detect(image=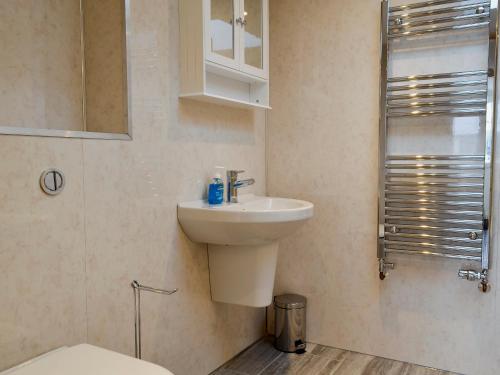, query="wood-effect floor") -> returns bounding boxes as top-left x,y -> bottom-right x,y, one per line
211,337 -> 460,375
